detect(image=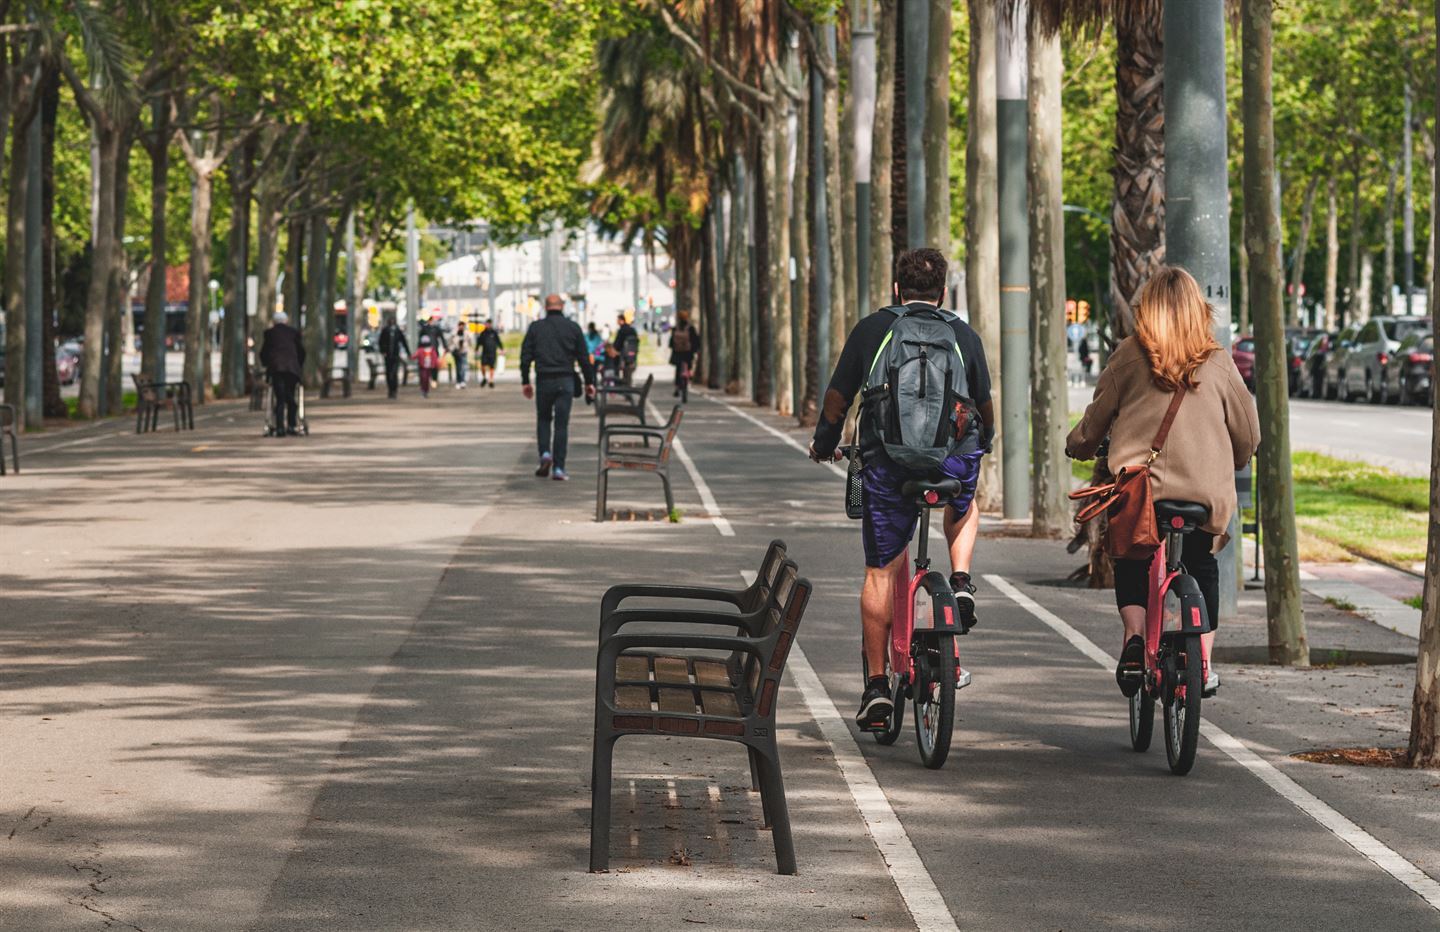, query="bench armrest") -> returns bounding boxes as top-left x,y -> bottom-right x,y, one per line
601,583 -> 745,620
599,607 -> 759,644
